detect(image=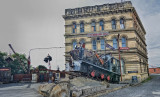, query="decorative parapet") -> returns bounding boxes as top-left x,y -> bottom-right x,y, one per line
63,1 -> 132,19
